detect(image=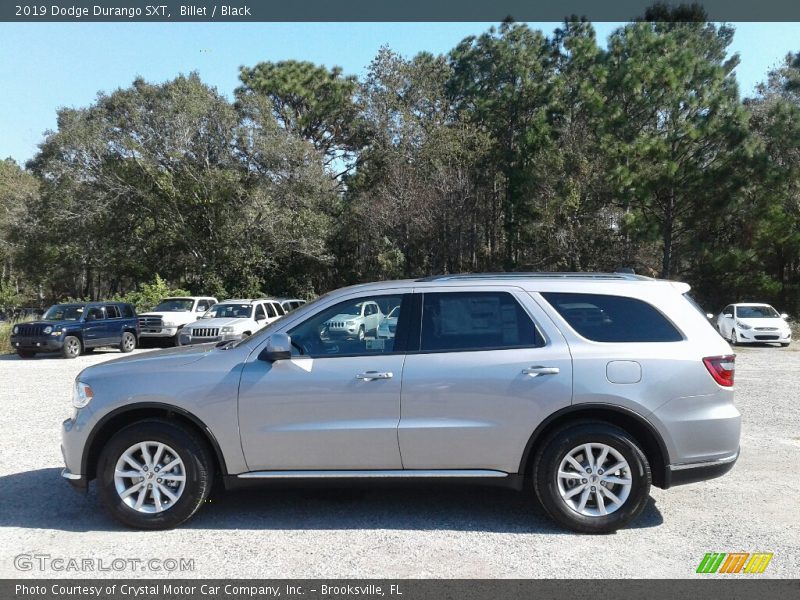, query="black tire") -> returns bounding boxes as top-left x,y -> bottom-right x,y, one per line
62,336 -> 82,359
533,422 -> 651,534
729,329 -> 738,346
96,419 -> 214,530
171,332 -> 181,347
120,331 -> 136,353
16,349 -> 36,359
